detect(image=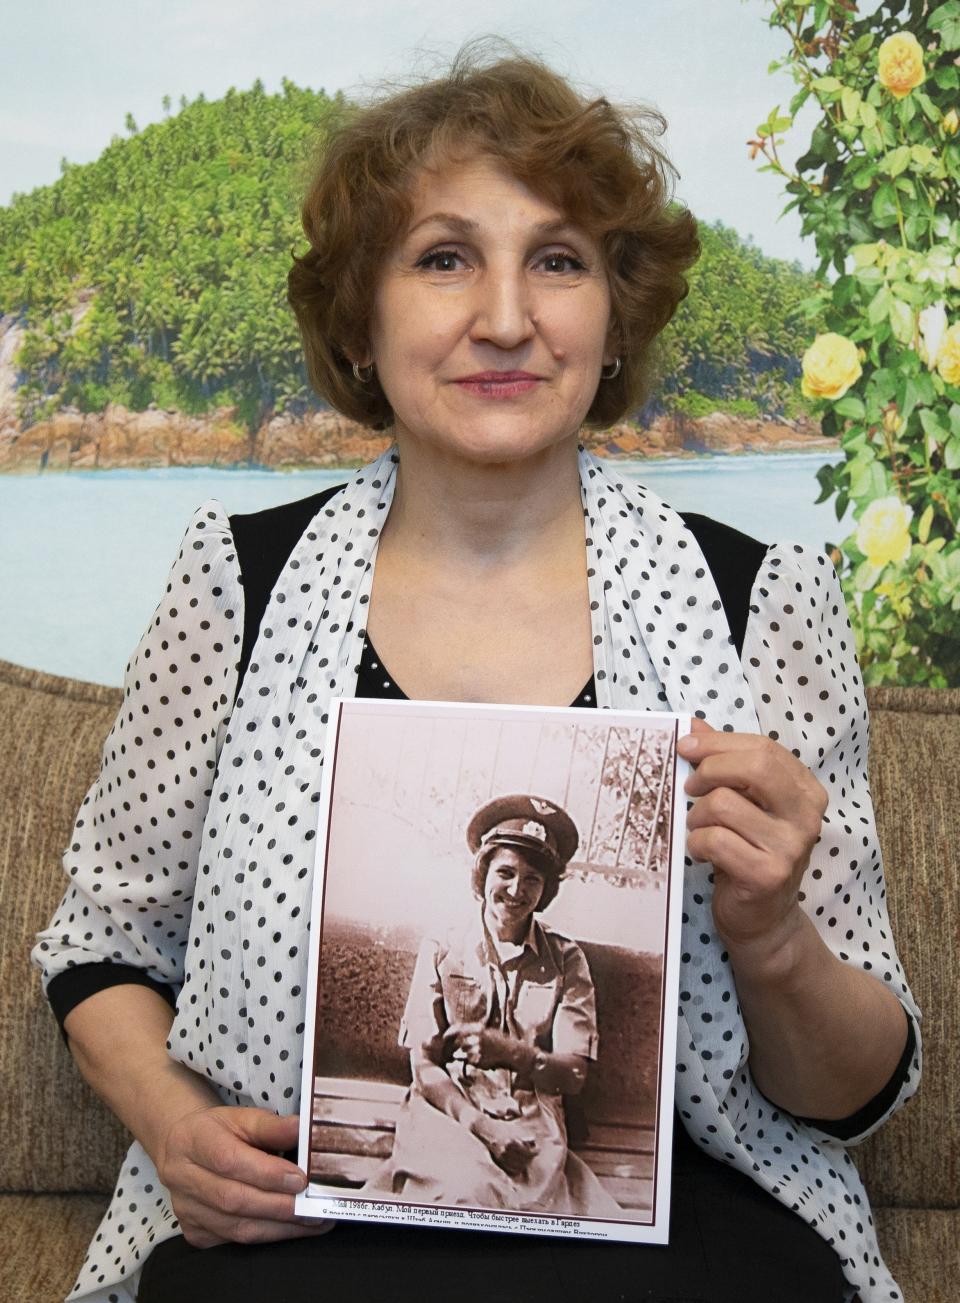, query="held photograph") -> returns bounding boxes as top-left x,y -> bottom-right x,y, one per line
296,698 -> 689,1243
